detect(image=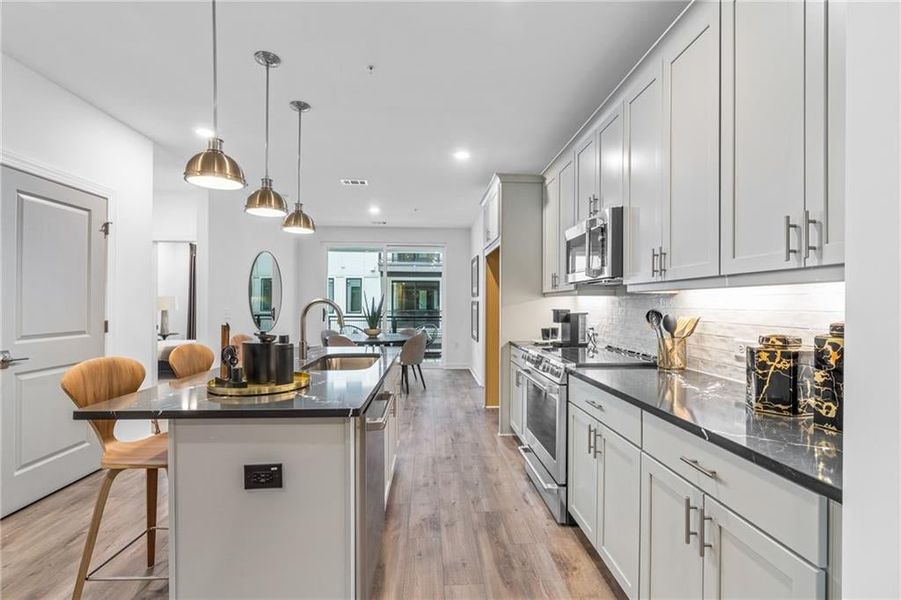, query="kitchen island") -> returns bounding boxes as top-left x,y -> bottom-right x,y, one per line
74,346 -> 401,599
